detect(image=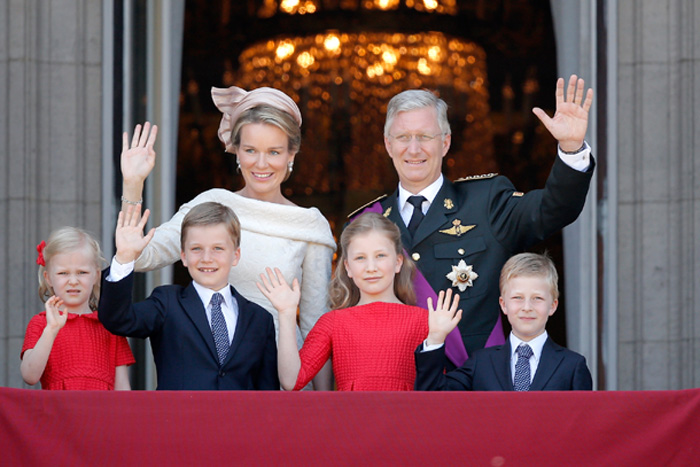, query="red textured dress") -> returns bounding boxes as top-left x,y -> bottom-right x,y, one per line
293,302 -> 429,391
21,311 -> 135,390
